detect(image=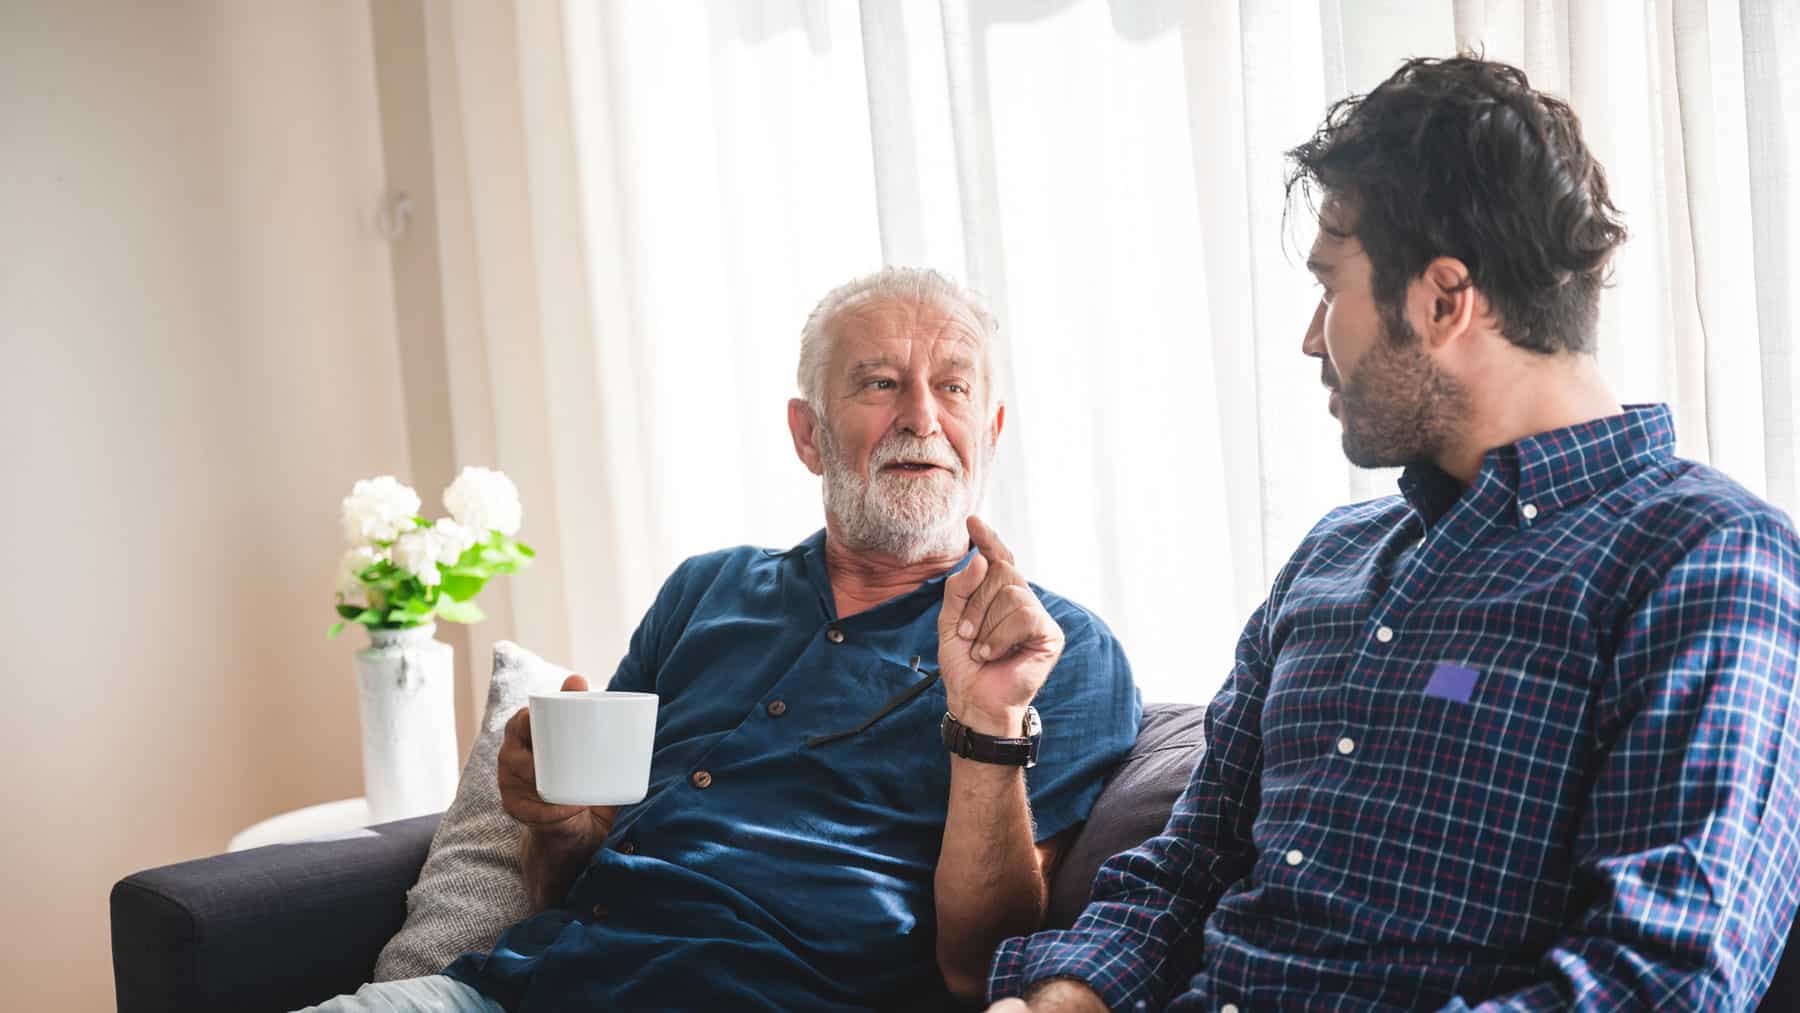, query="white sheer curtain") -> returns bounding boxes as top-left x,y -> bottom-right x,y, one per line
435,0 -> 1798,706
